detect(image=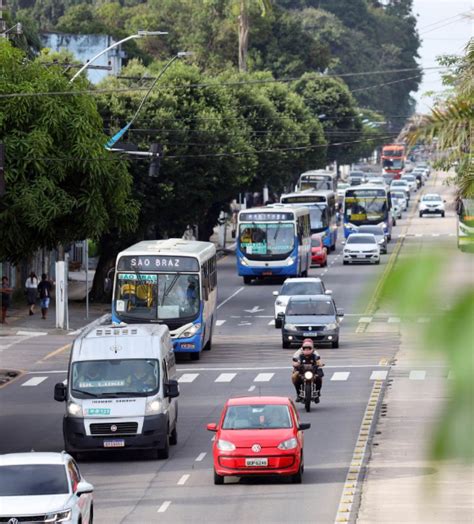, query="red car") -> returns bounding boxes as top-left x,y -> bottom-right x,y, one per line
207,396 -> 310,485
311,234 -> 328,267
